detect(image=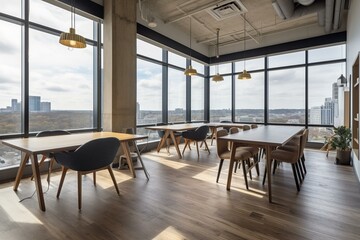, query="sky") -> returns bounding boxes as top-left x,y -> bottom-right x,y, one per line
0,1 -> 347,112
